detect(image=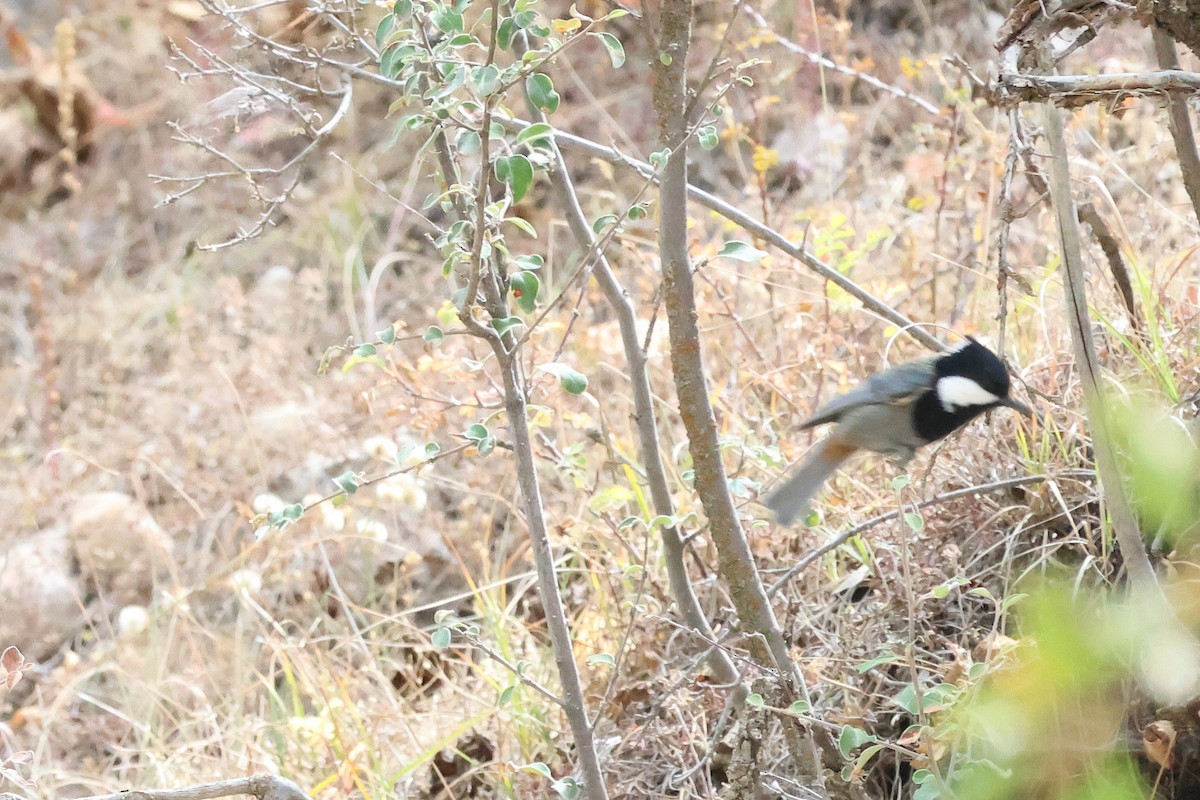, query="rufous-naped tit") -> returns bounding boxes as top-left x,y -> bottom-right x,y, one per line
765,337 -> 1032,525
